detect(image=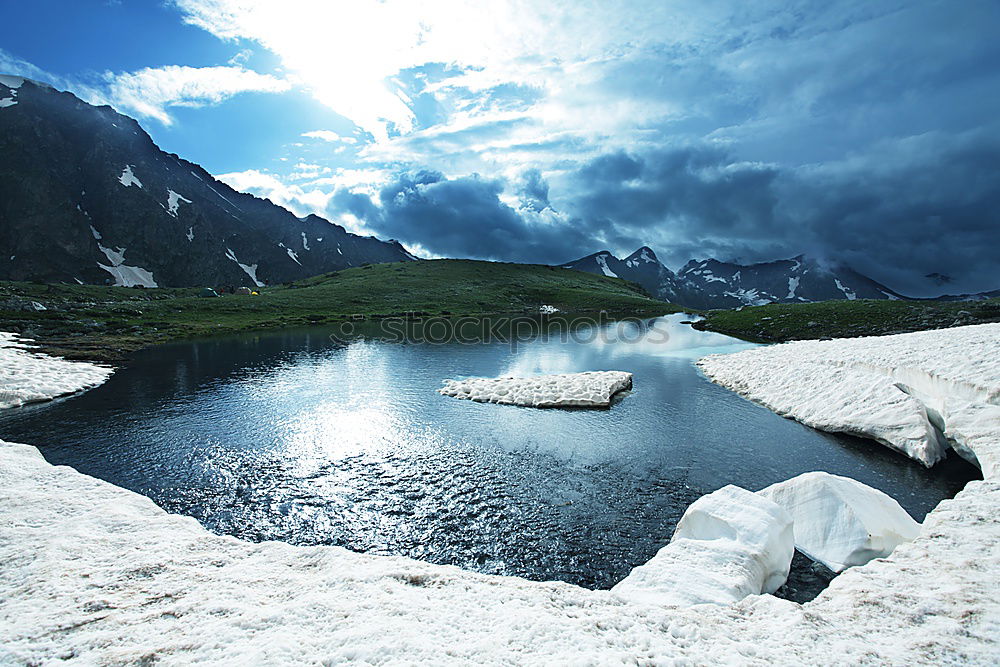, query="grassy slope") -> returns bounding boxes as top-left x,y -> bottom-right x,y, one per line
694,298 -> 1000,343
0,259 -> 679,362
